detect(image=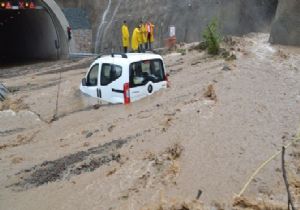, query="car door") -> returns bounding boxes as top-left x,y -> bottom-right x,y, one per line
99,63 -> 124,103
129,61 -> 148,102
80,63 -> 100,98
150,59 -> 168,92
98,63 -> 113,103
